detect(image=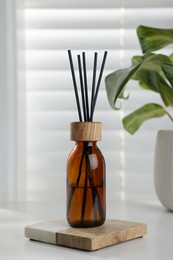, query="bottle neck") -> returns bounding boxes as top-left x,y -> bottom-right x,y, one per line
76,141 -> 97,147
